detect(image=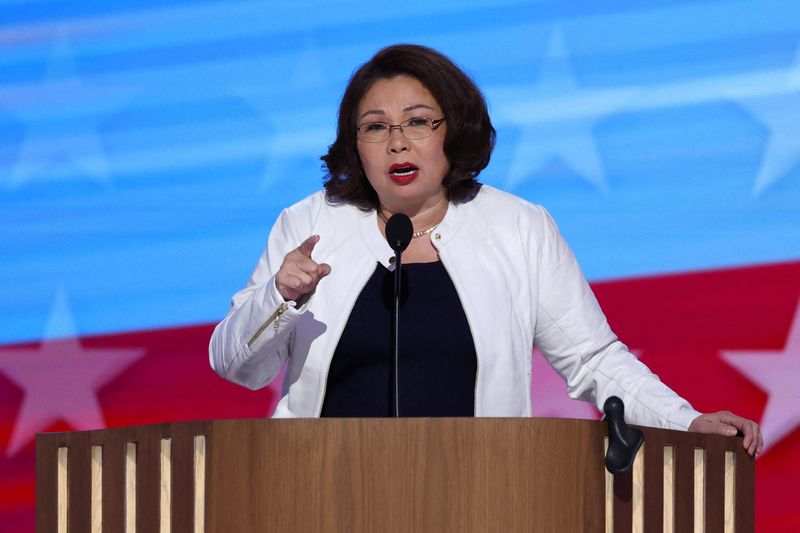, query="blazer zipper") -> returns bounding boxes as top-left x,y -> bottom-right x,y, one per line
246,302 -> 289,349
